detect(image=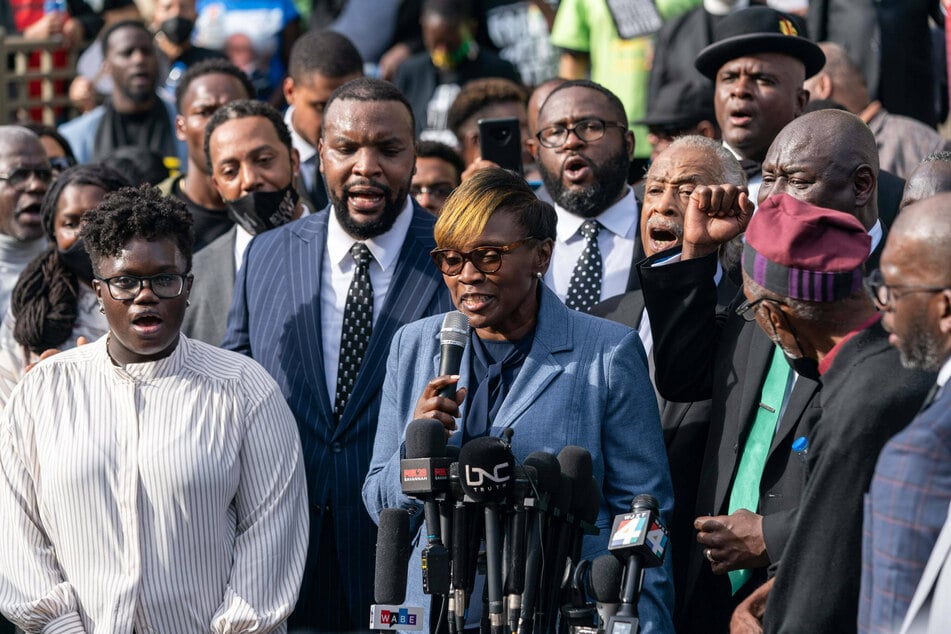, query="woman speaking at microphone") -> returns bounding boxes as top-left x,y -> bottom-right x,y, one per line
363,168 -> 675,633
